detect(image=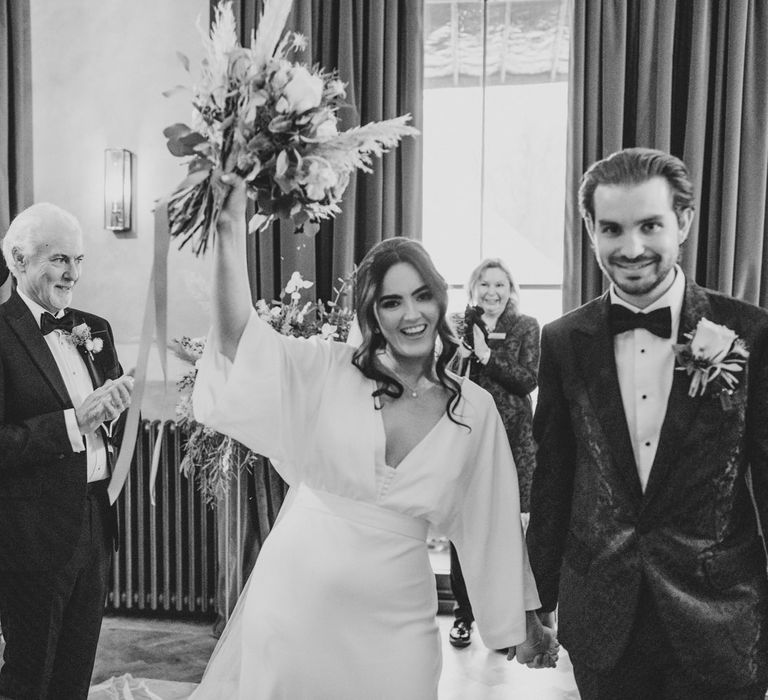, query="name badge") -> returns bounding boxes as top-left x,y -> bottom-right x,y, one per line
488,332 -> 506,340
